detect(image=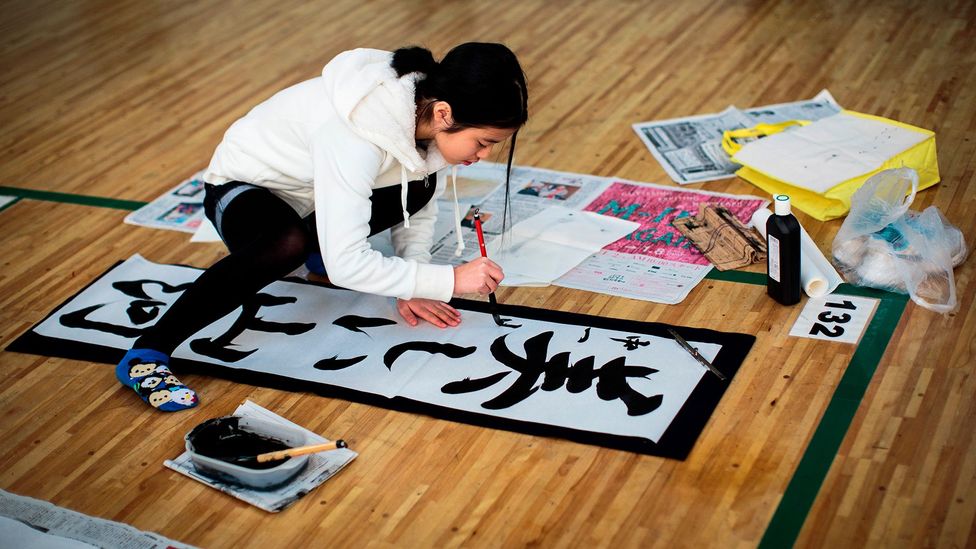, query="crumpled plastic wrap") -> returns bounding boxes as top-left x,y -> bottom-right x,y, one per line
832,168 -> 968,313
